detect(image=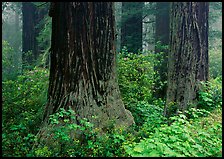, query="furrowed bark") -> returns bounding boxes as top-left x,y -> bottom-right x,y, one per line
165,2 -> 209,116
44,2 -> 135,129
